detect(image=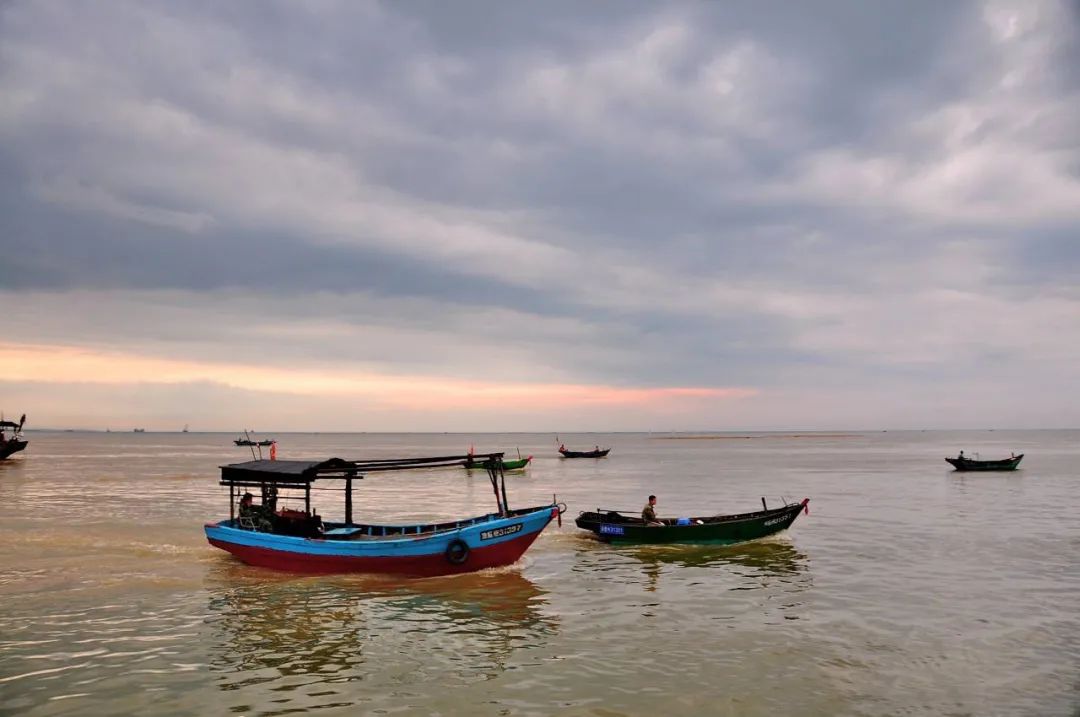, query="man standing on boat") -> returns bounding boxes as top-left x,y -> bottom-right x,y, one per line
642,495 -> 663,526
